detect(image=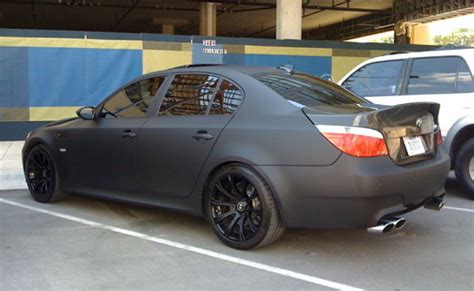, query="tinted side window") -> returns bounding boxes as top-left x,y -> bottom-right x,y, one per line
407,57 -> 458,95
209,80 -> 243,115
102,76 -> 164,118
159,74 -> 218,116
342,60 -> 403,97
456,59 -> 474,93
